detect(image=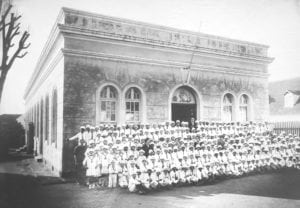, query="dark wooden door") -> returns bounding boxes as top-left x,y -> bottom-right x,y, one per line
172,103 -> 196,123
